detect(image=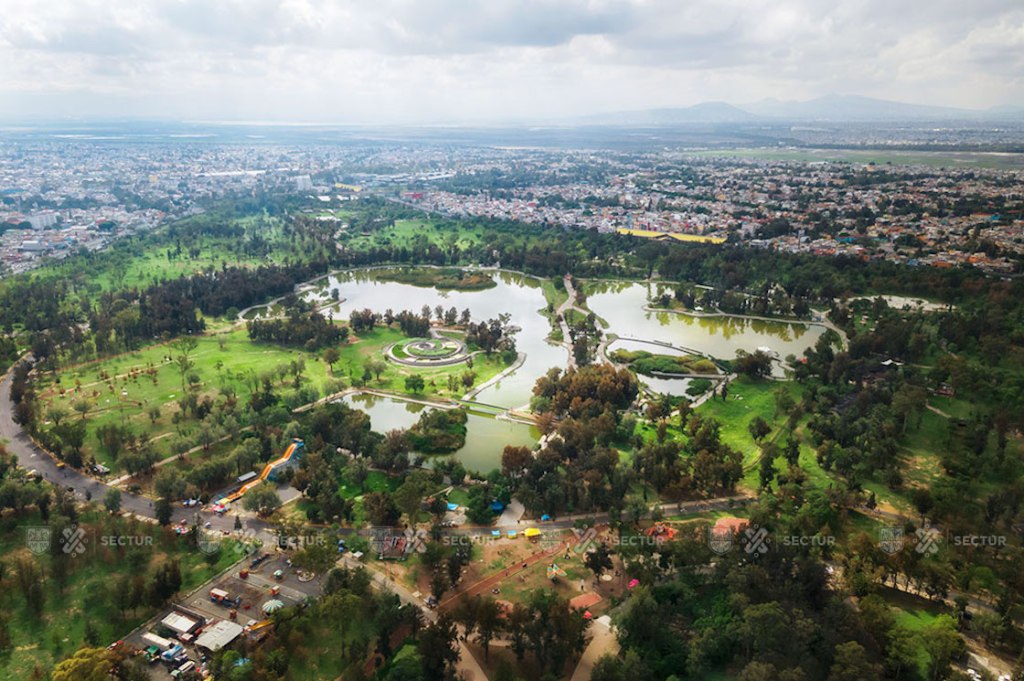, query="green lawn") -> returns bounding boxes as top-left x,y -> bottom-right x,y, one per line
37,324 -> 510,472
342,218 -> 484,252
0,509 -> 242,680
698,377 -> 802,476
